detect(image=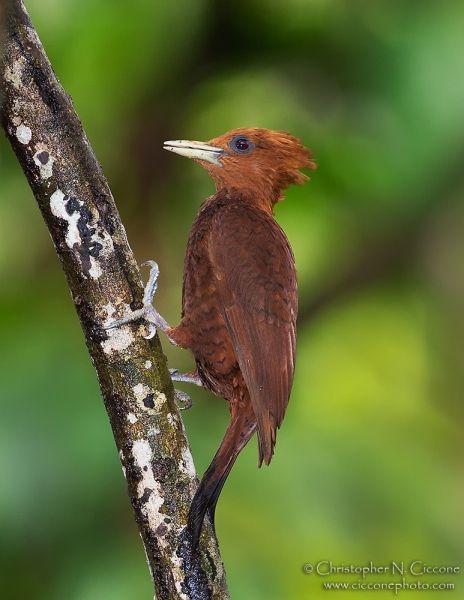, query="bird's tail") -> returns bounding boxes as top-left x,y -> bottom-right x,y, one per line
187,396 -> 256,554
